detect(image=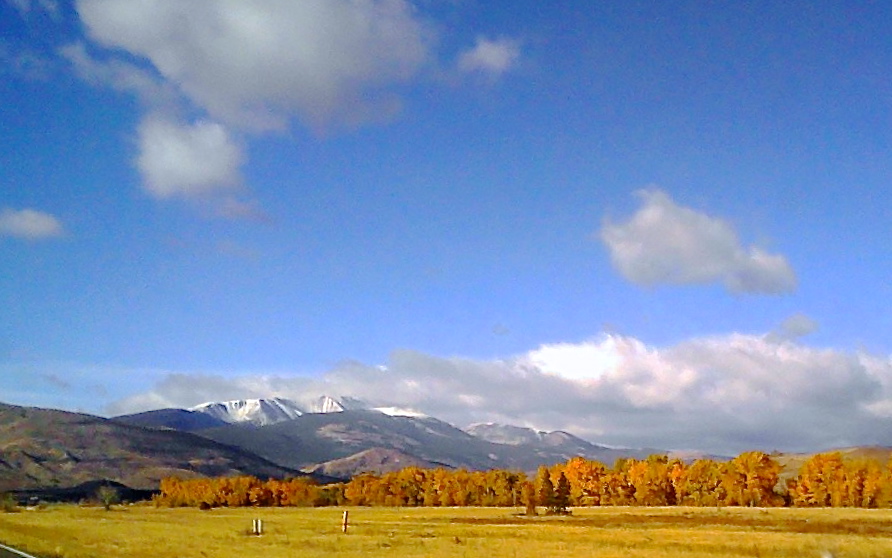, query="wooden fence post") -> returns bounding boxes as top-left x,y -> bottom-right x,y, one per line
342,510 -> 349,534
